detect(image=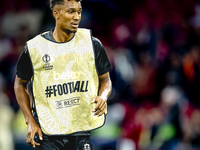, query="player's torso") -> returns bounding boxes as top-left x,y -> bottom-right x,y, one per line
27,29 -> 105,135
